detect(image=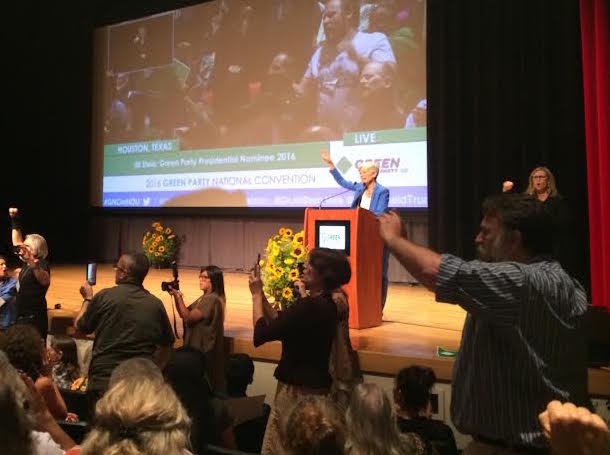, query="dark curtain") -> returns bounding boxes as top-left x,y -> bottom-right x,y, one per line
427,0 -> 589,287
580,0 -> 609,310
